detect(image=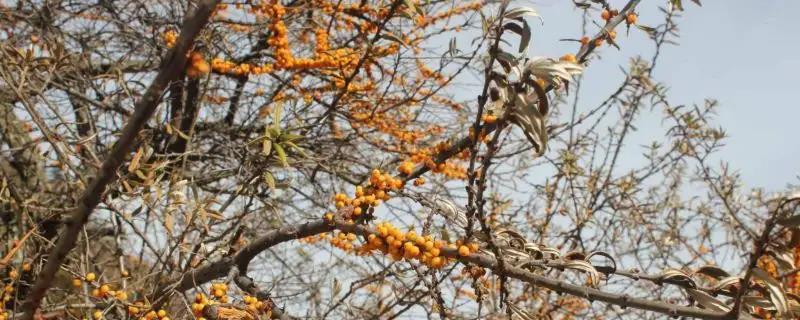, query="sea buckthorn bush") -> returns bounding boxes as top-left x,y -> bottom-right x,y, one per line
1,0 -> 798,319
